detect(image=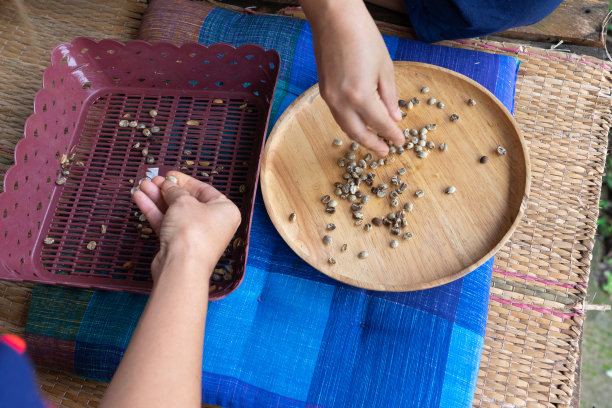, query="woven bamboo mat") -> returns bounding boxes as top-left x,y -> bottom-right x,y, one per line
1,1 -> 611,407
